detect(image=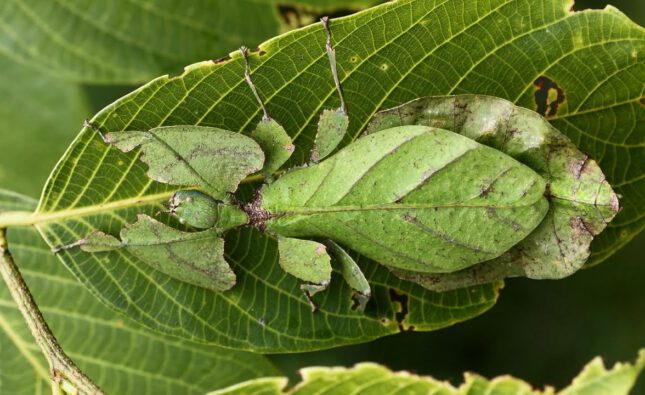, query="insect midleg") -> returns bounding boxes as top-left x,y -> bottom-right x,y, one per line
321,16 -> 347,114
240,46 -> 293,177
